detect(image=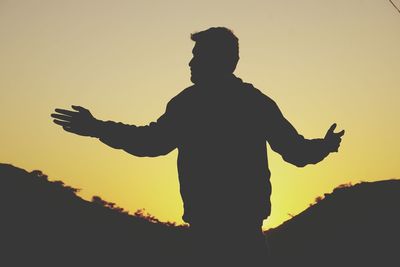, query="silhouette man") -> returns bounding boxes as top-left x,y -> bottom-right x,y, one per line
51,27 -> 344,266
